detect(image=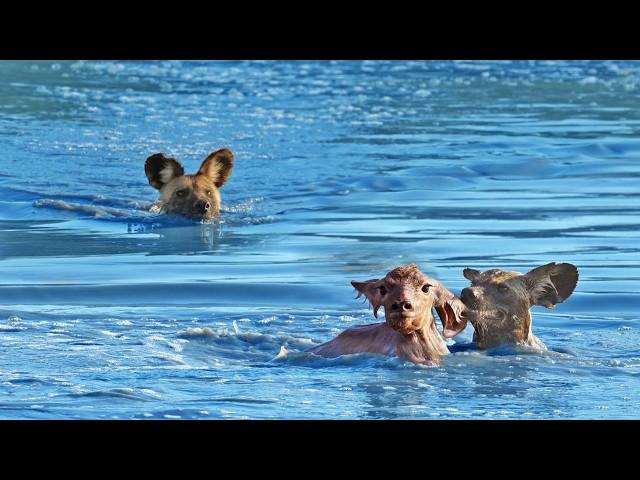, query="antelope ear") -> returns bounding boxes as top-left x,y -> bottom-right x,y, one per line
430,282 -> 468,338
525,262 -> 579,308
198,148 -> 234,188
463,268 -> 481,282
351,279 -> 384,318
145,153 -> 184,190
